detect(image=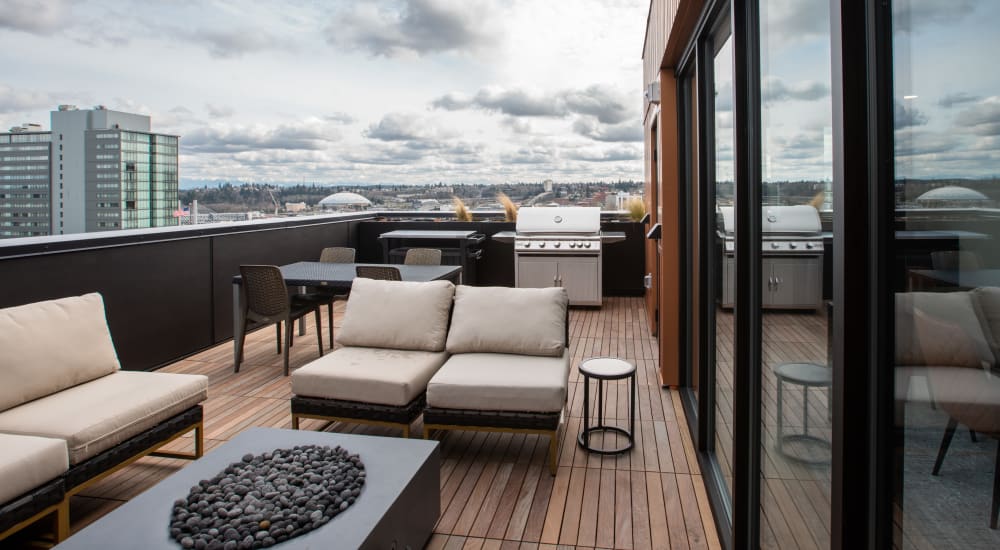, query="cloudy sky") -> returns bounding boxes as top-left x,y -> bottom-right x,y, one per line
0,0 -> 649,187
